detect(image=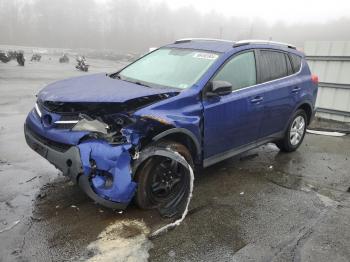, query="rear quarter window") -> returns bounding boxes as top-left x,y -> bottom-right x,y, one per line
258,50 -> 288,83
289,53 -> 302,73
